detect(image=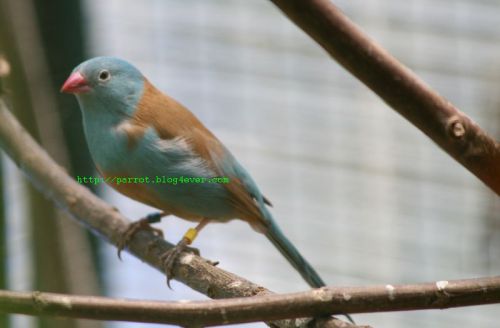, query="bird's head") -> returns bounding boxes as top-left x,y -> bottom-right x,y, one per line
61,56 -> 144,116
